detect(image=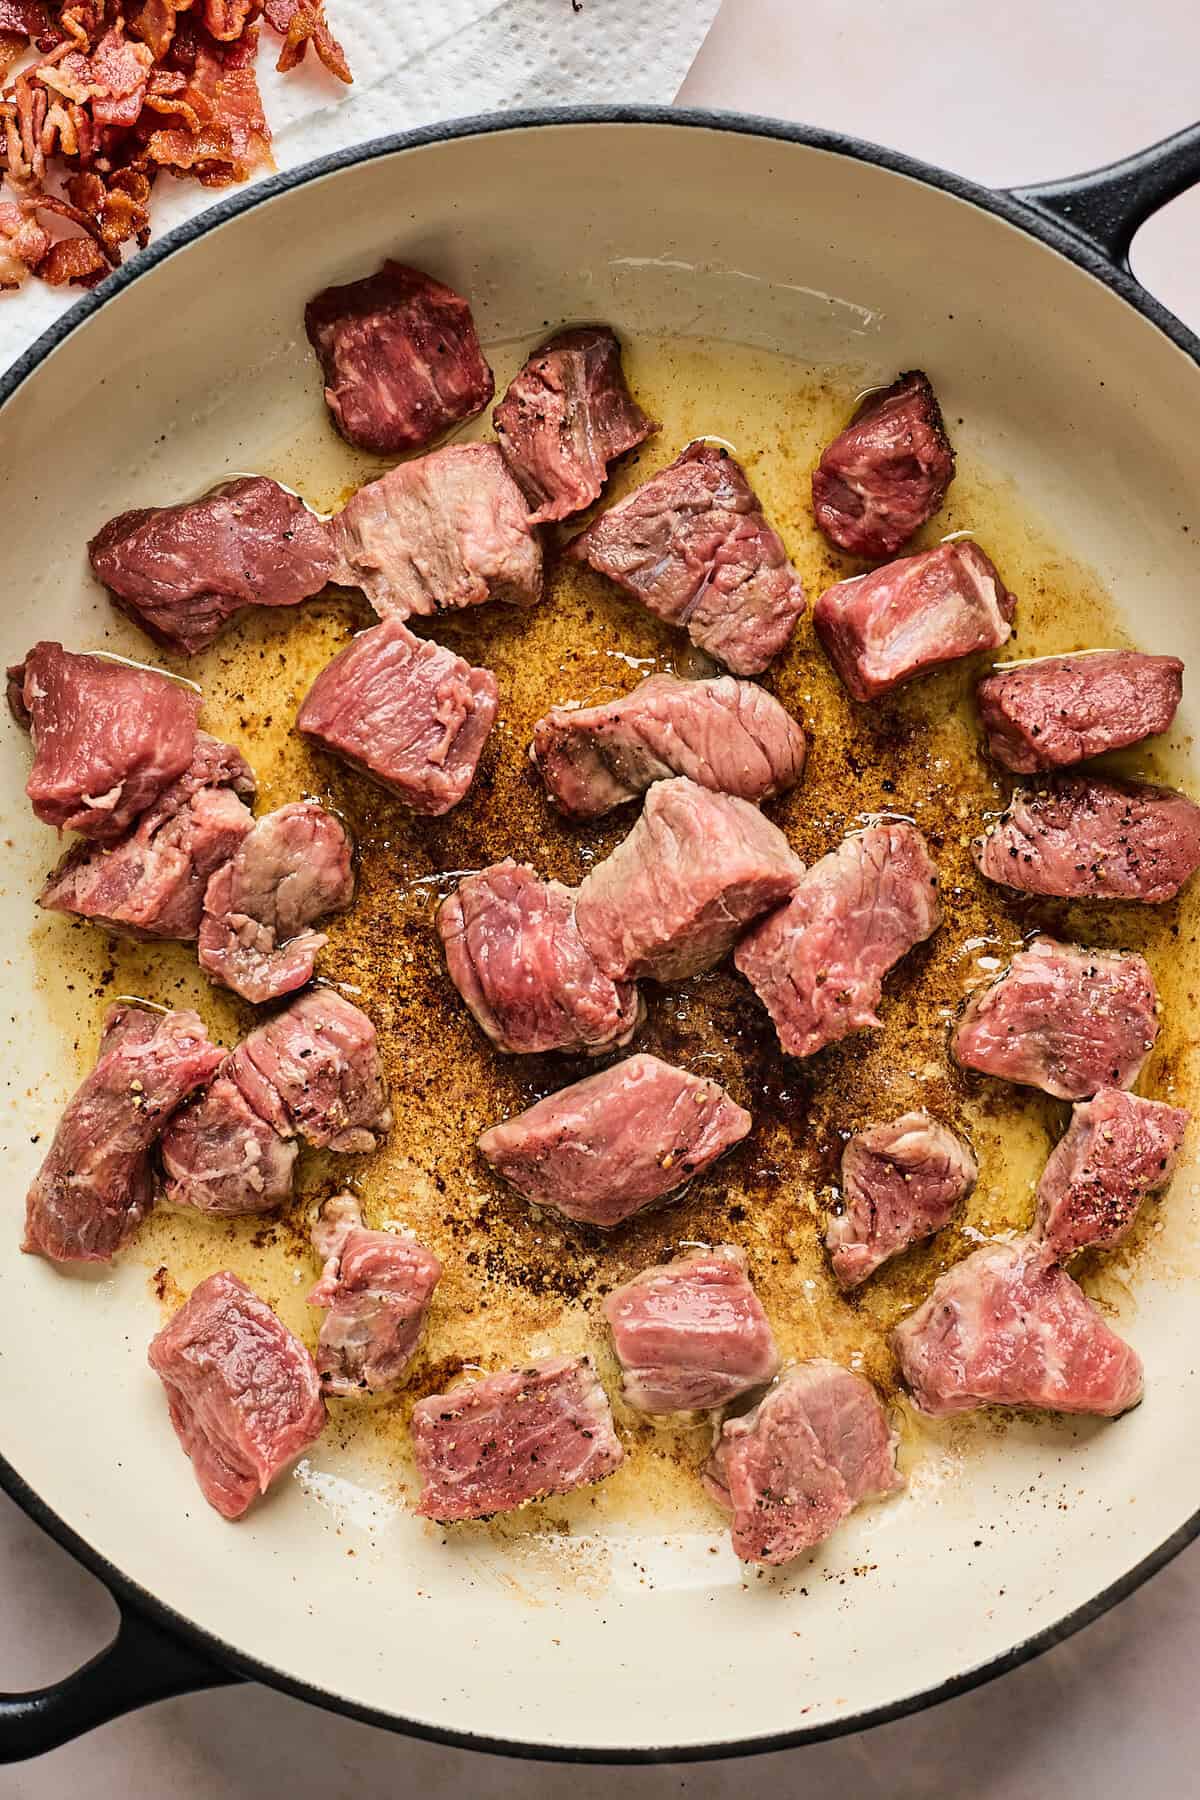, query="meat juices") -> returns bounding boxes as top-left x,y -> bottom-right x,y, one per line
574,777 -> 803,984
1034,1089 -> 1189,1260
603,1246 -> 779,1415
811,370 -> 956,559
973,776 -> 1200,903
826,1113 -> 977,1290
477,1053 -> 751,1228
8,642 -> 199,841
161,1070 -> 299,1216
438,861 -> 640,1057
297,617 -> 498,816
734,822 -> 942,1058
329,444 -> 542,621
814,540 -> 1015,701
308,1194 -> 442,1396
148,1271 -> 326,1519
892,1239 -> 1144,1418
704,1362 -> 902,1567
495,325 -> 655,523
24,1004 -> 221,1264
304,260 -> 494,455
568,442 -> 807,676
952,937 -> 1159,1100
198,801 -> 354,1003
977,650 -> 1184,773
411,1355 -> 623,1522
89,477 -> 336,656
531,674 -> 807,821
